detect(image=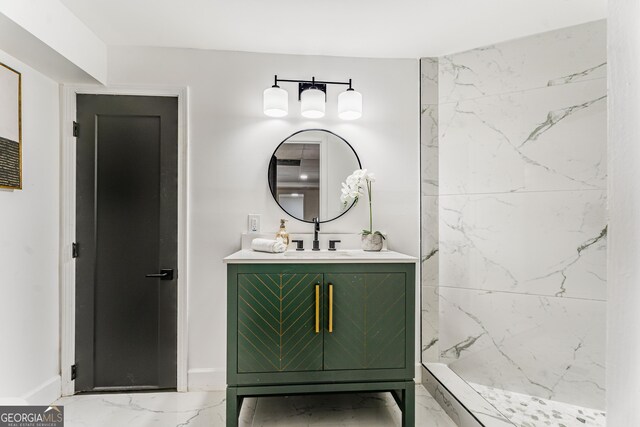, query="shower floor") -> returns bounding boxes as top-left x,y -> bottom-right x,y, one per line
470,383 -> 606,427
